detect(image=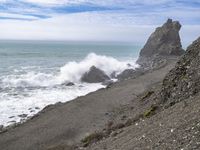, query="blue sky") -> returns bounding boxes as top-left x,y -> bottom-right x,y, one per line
0,0 -> 200,46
